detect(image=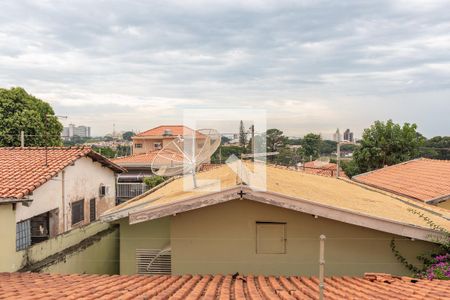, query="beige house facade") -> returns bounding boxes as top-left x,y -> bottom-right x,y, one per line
0,147 -> 123,272
103,163 -> 449,277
